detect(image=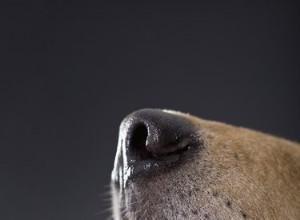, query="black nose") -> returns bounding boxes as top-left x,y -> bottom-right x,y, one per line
112,109 -> 200,185
125,109 -> 196,158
